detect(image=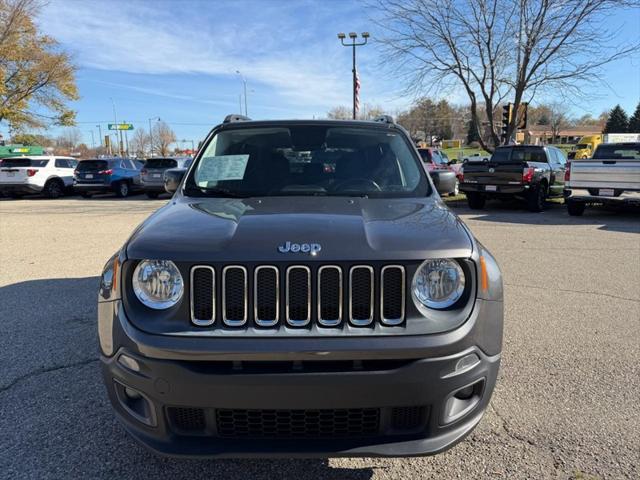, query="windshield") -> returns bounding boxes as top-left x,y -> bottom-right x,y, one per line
593,144 -> 640,160
145,158 -> 178,169
186,125 -> 428,198
574,144 -> 589,150
77,160 -> 108,171
0,158 -> 48,168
